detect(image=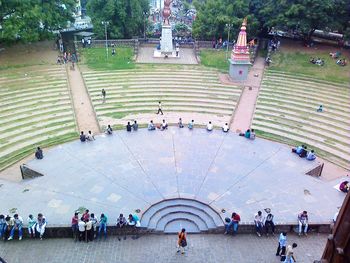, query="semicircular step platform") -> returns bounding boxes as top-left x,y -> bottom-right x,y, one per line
141,198 -> 224,233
